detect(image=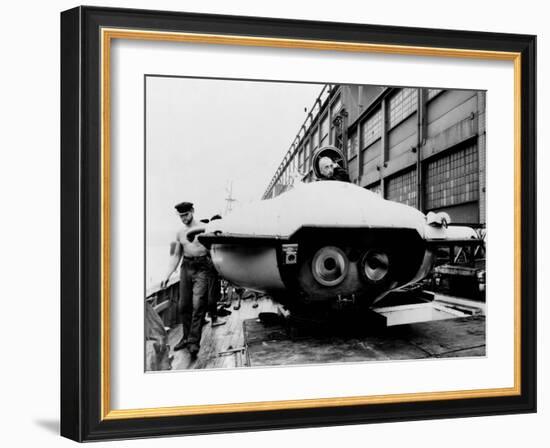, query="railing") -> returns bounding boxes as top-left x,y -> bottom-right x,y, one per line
145,278 -> 179,328
263,84 -> 334,199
